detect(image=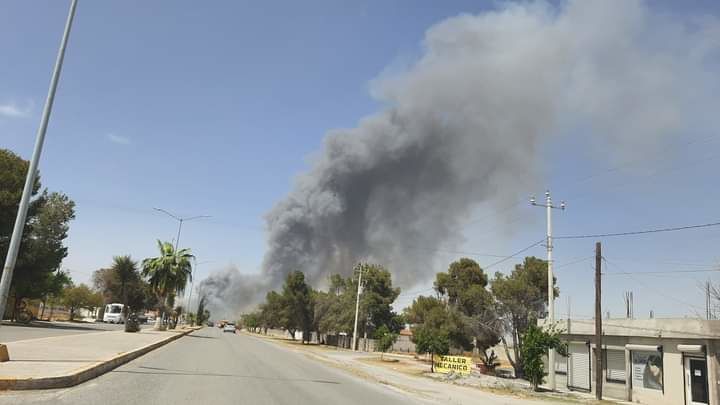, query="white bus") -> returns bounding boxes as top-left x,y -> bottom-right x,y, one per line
103,303 -> 125,323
